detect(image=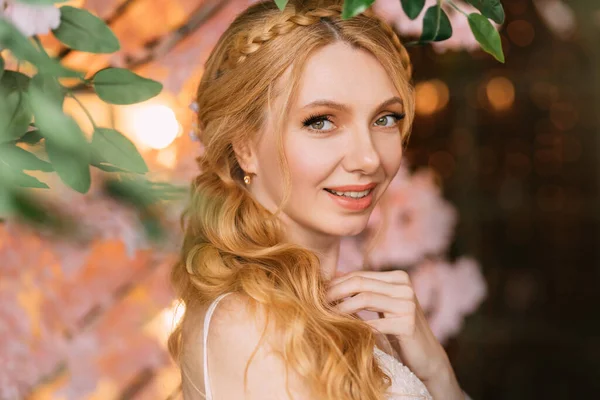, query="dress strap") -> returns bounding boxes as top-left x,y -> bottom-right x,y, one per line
203,292 -> 234,399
